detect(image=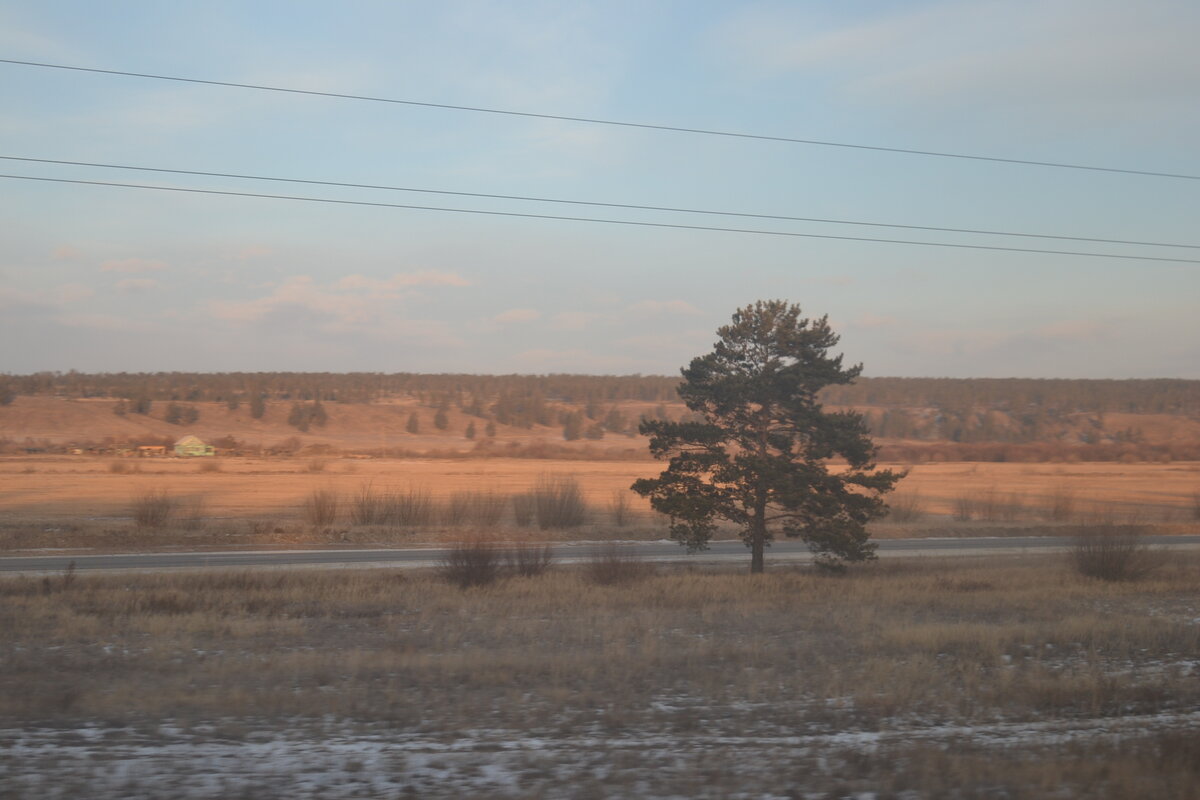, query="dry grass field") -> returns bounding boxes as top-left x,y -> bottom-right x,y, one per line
3,554 -> 1199,798
0,455 -> 1197,553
